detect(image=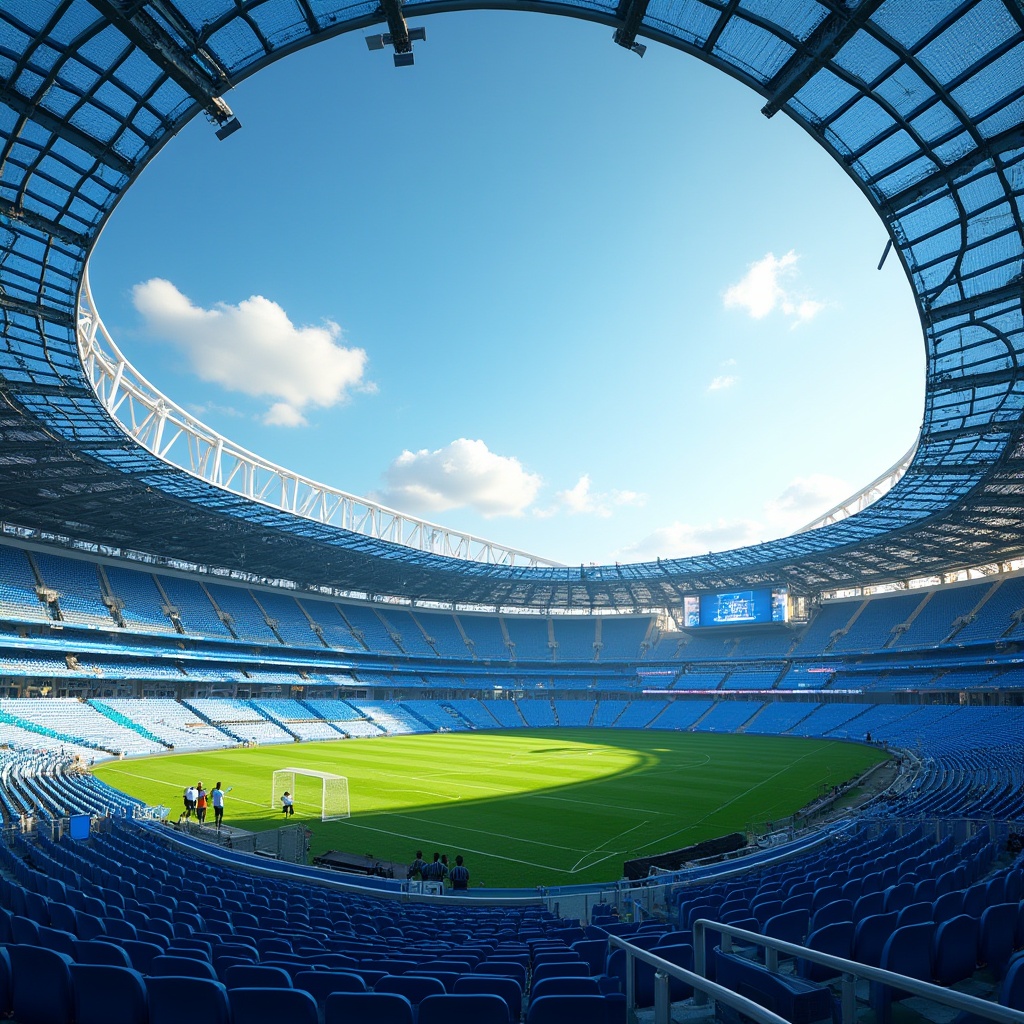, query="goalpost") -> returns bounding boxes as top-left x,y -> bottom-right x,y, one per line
271,768 -> 349,821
